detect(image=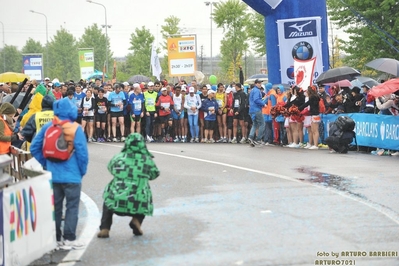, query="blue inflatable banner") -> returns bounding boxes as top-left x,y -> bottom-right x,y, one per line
322,114 -> 399,150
